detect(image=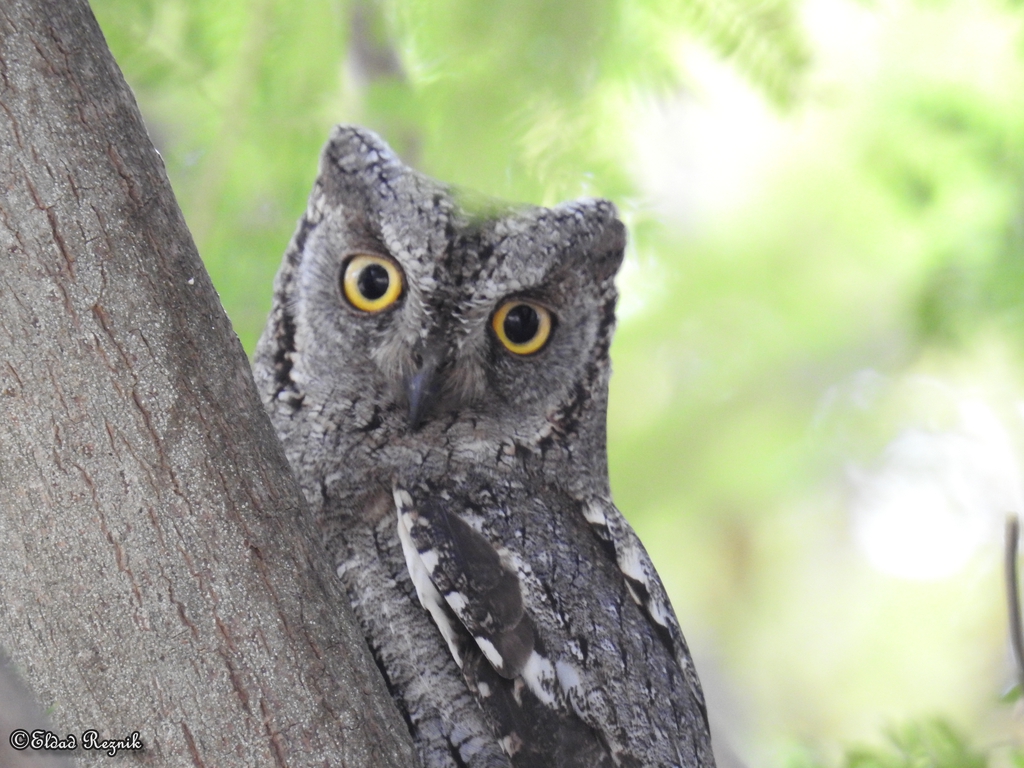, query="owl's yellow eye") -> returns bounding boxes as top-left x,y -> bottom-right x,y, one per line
492,300 -> 553,355
342,254 -> 404,312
